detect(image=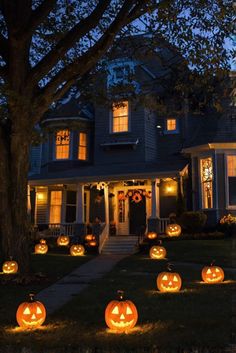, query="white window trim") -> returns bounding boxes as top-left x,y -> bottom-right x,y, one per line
53,129 -> 73,161
198,156 -> 214,210
78,132 -> 88,161
107,59 -> 136,87
109,101 -> 131,134
225,153 -> 236,209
